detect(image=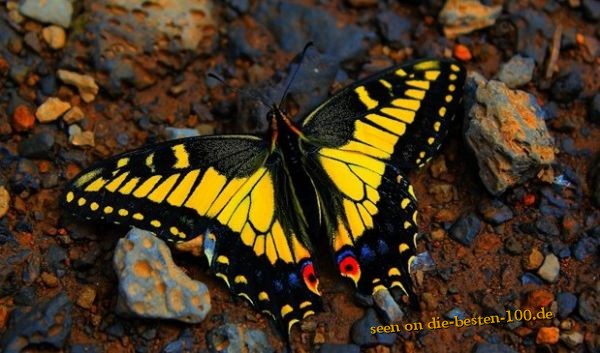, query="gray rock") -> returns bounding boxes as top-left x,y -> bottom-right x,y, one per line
162,329 -> 193,353
0,292 -> 72,353
18,132 -> 55,159
497,55 -> 535,88
19,0 -> 73,28
479,199 -> 514,225
165,127 -> 201,140
351,308 -> 396,347
578,284 -> 600,323
410,251 -> 436,272
113,227 -> 211,323
560,331 -> 584,348
464,72 -> 555,195
373,288 -> 404,323
537,254 -> 560,283
449,213 -> 482,246
206,324 -> 273,353
439,0 -> 502,38
556,292 -> 578,318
